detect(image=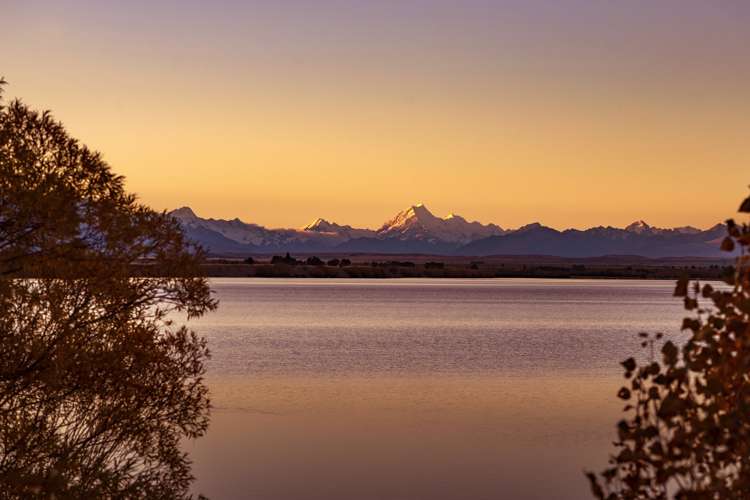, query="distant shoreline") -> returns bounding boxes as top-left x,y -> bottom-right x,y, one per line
167,254 -> 733,281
